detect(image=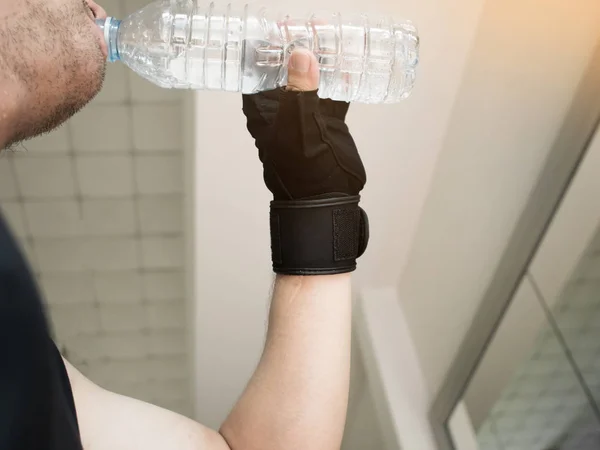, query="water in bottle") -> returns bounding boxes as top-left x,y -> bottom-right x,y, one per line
96,0 -> 419,104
